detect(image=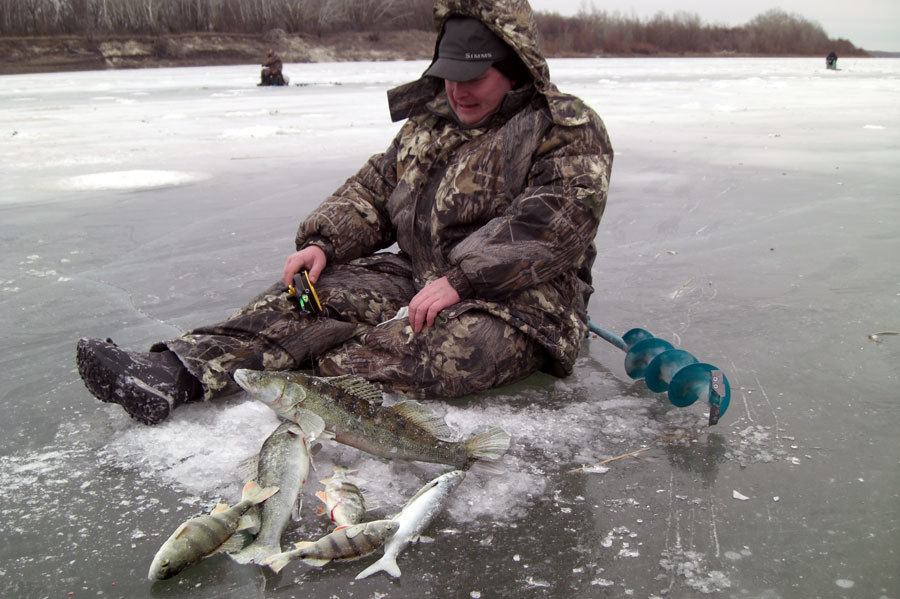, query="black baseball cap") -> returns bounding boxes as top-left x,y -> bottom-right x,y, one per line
424,17 -> 514,82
